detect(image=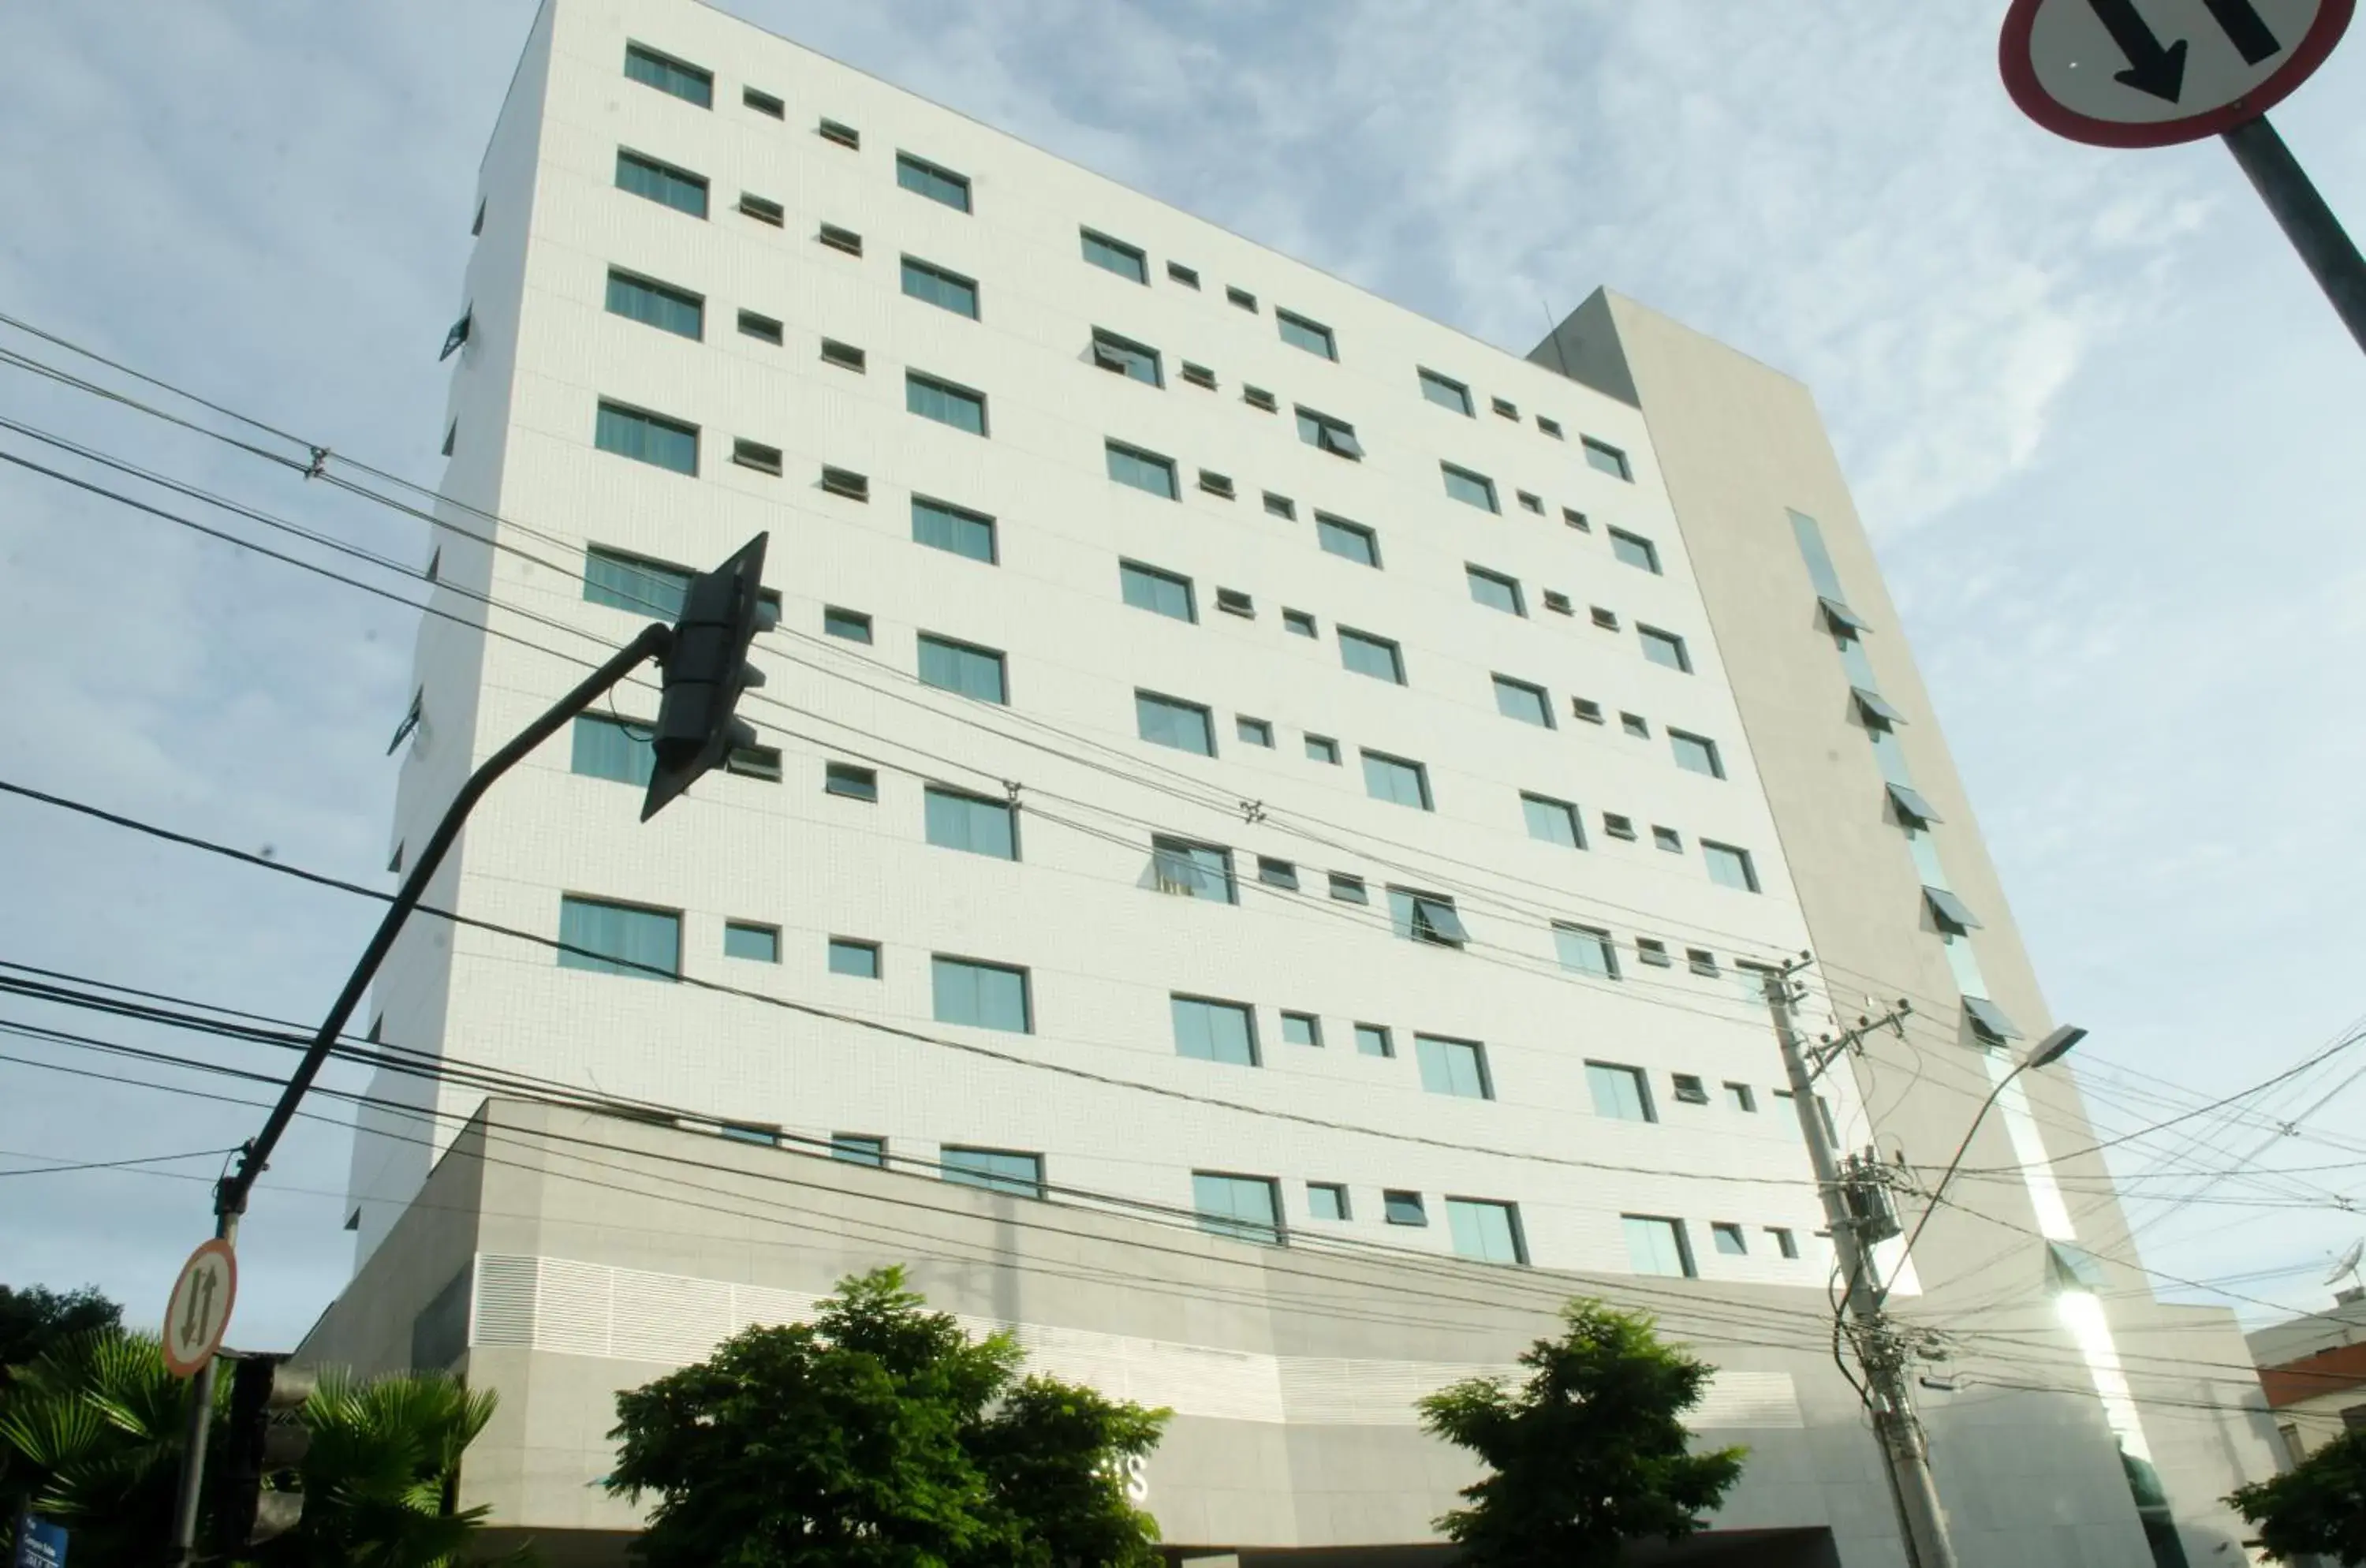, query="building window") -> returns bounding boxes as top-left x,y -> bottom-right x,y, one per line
826,937 -> 880,978
1619,713 -> 1650,740
1704,842 -> 1761,893
1263,491 -> 1297,519
1119,560 -> 1196,622
1654,826 -> 1685,854
1542,590 -> 1573,616
1179,362 -> 1217,390
831,1134 -> 886,1167
1418,368 -> 1473,415
907,371 -> 987,435
1517,491 -> 1543,515
1276,308 -> 1337,360
1571,697 -> 1605,725
1623,1215 -> 1696,1277
594,401 -> 698,475
1215,587 -> 1254,618
1305,735 -> 1341,765
471,199 -> 486,237
1316,513 -> 1382,567
824,763 -> 879,801
1338,628 -> 1405,684
1639,625 -> 1692,673
817,117 -> 860,149
819,338 -> 866,371
1466,565 -> 1524,616
744,85 -> 785,118
1091,328 -> 1162,386
1362,752 -> 1432,811
1199,469 -> 1234,498
441,421 -> 456,457
624,43 -> 712,106
558,895 -> 679,980
941,1146 -> 1043,1199
1493,675 -> 1554,728
1491,397 -> 1518,420
1236,715 -> 1275,748
932,956 -> 1032,1032
895,151 -> 971,211
1769,1226 -> 1800,1259
1554,924 -> 1618,979
738,309 -> 784,344
605,269 -> 703,338
1243,385 -> 1278,412
1636,938 -> 1671,967
1604,813 -> 1638,842
1080,228 -> 1148,282
1280,1011 -> 1322,1047
1294,406 -> 1363,459
731,439 -> 782,476
1726,1082 -> 1758,1113
723,921 -> 779,963
1441,463 -> 1499,513
1671,1073 -> 1711,1105
1388,887 -> 1468,946
1172,995 -> 1259,1066
1521,793 -> 1584,849
1417,1036 -> 1492,1100
823,606 -> 872,643
1348,1025 -> 1397,1064
1194,1172 -> 1284,1245
1562,506 -> 1591,532
1670,730 -> 1724,778
572,713 -> 655,786
1383,1190 -> 1427,1226
924,786 -> 1018,861
1106,440 -> 1179,498
912,497 -> 998,563
1610,528 -> 1663,573
1592,607 -> 1622,633
1711,1222 -> 1748,1256
1537,415 -> 1564,439
1282,608 -> 1318,637
1226,285 -> 1258,312
726,744 -> 782,782
1582,437 -> 1633,480
1446,1199 -> 1527,1265
1136,692 -> 1216,756
917,634 -> 1007,704
815,222 -> 863,256
738,192 -> 786,226
1587,1062 -> 1655,1122
901,256 -> 980,319
1328,872 -> 1367,904
1167,260 -> 1200,288
1151,836 -> 1234,902
1308,1182 -> 1350,1221
614,149 -> 708,218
